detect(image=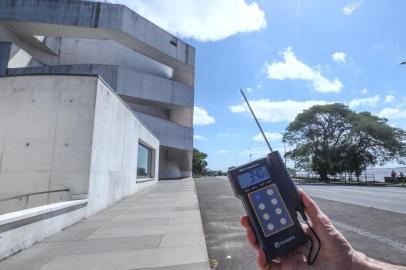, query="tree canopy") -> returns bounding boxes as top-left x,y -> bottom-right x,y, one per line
193,148 -> 208,176
283,103 -> 406,181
